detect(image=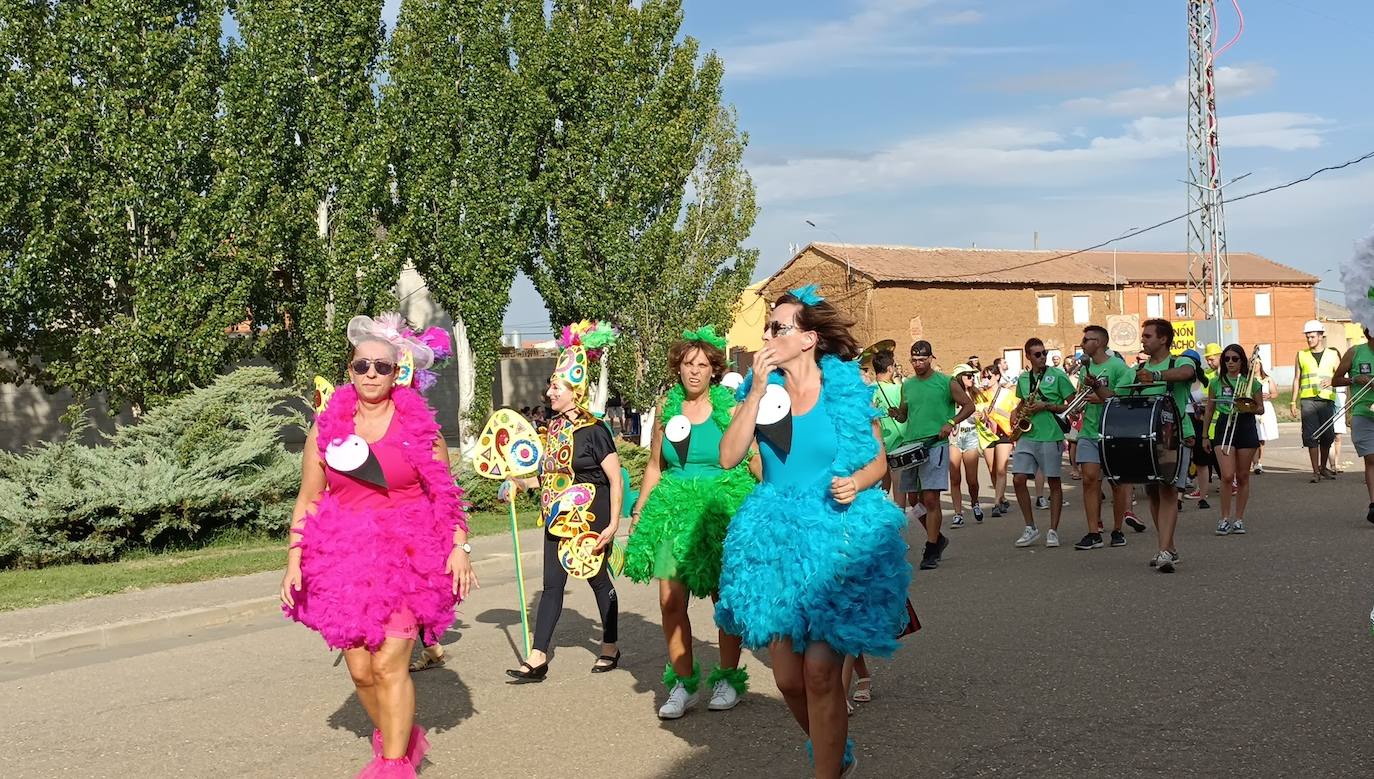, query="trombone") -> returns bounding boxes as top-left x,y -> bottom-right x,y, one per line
1217,346 -> 1263,454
